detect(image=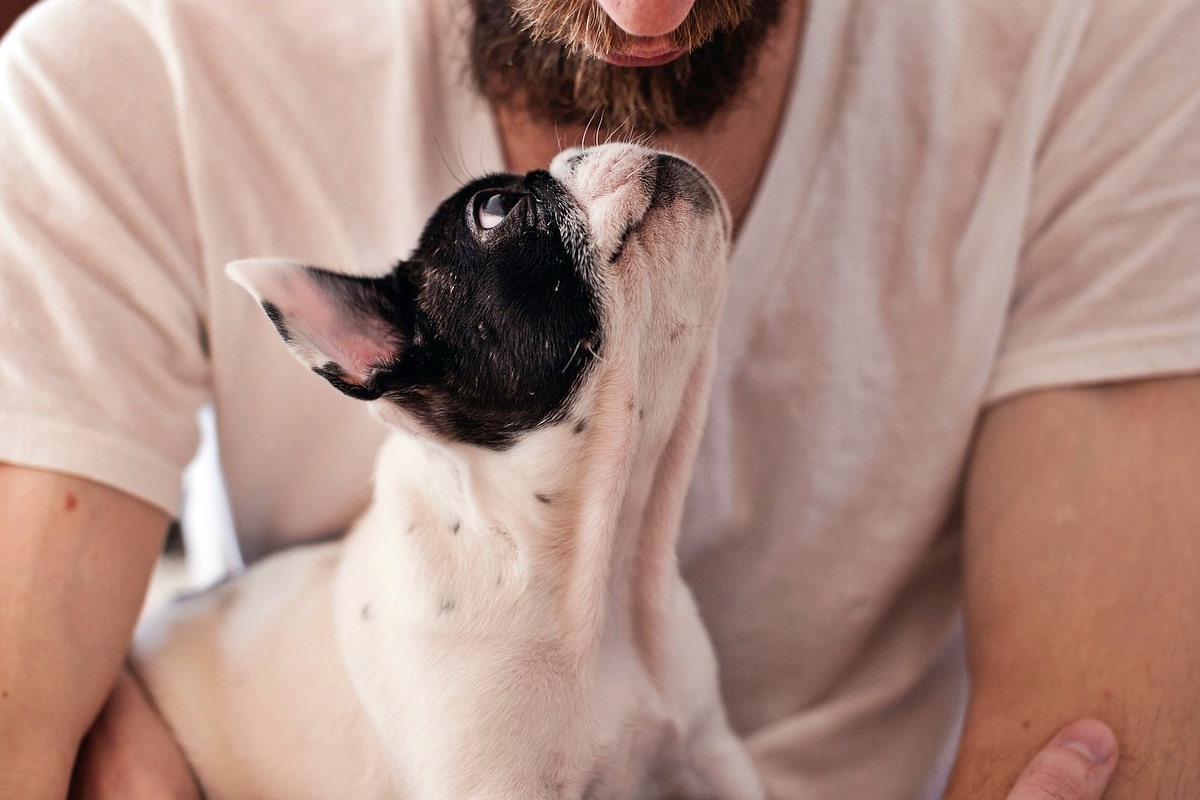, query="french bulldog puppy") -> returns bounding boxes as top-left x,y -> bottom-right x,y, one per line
133,143 -> 762,800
